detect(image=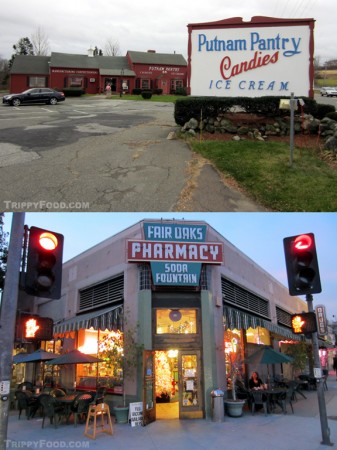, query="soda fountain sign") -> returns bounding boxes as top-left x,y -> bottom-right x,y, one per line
187,16 -> 315,97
